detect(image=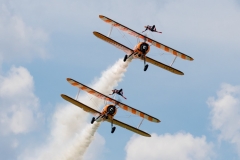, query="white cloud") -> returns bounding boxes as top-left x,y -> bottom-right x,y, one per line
125,133 -> 214,160
0,66 -> 41,134
208,83 -> 240,155
0,3 -> 48,62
